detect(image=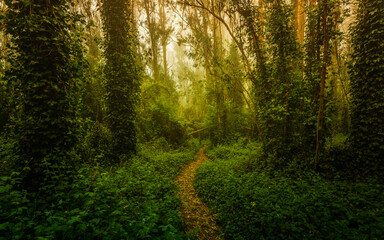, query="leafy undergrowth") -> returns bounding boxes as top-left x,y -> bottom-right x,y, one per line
0,141 -> 201,240
195,141 -> 384,240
